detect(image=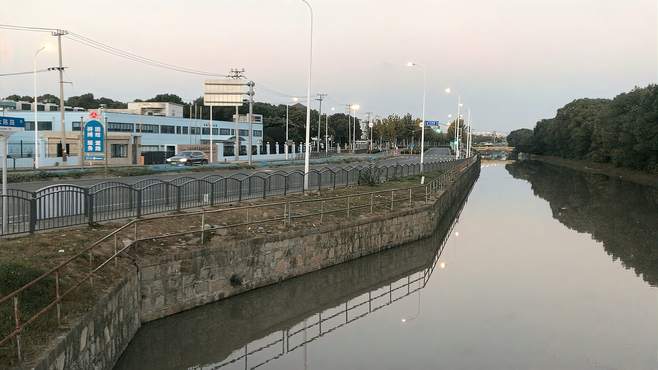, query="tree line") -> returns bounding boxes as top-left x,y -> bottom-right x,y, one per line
507,85 -> 658,173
